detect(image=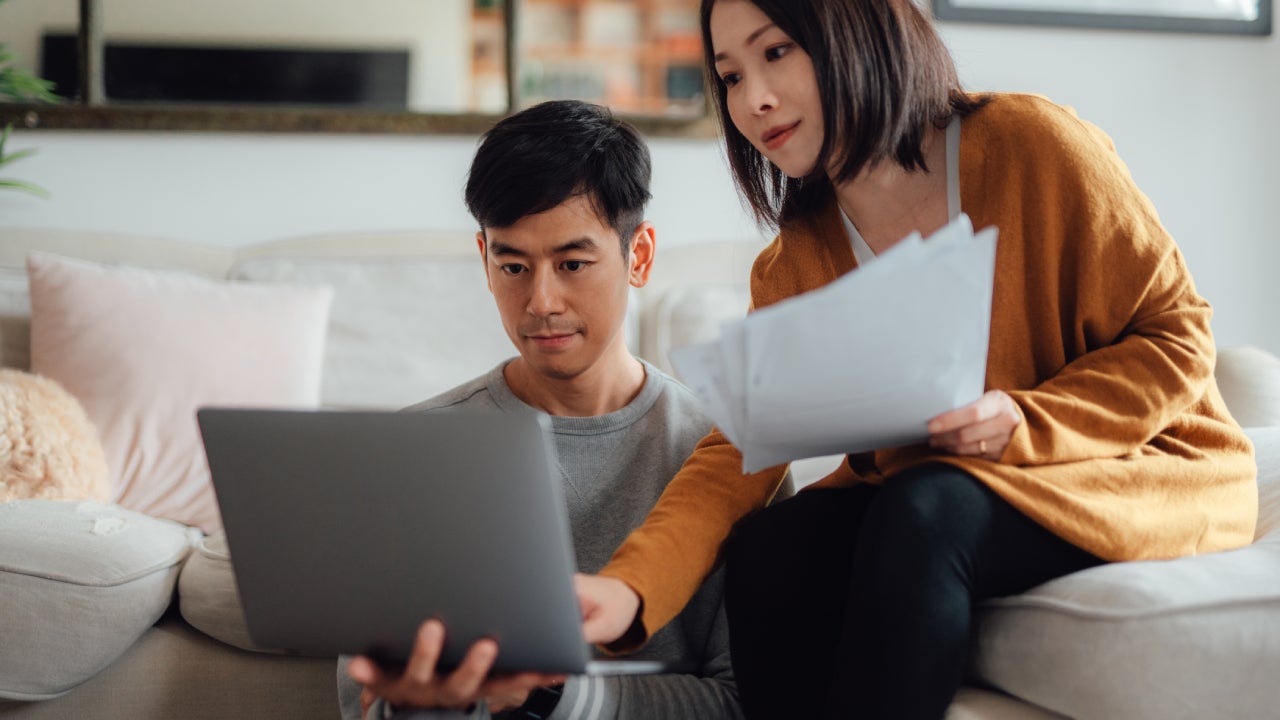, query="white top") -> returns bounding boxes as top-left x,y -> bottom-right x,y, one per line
842,115 -> 962,266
